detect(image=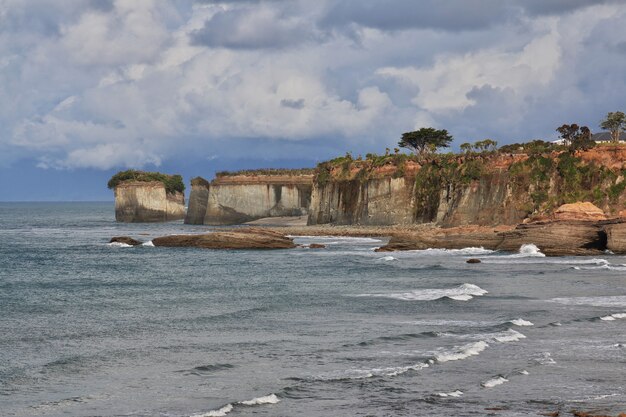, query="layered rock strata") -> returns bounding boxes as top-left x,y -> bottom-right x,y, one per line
151,228 -> 296,249
186,175 -> 314,225
114,181 -> 185,223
